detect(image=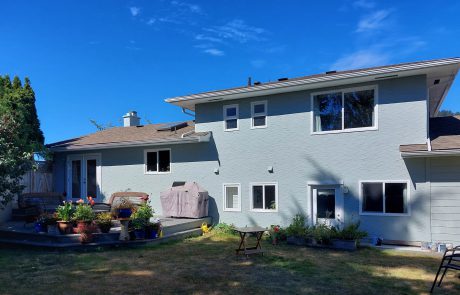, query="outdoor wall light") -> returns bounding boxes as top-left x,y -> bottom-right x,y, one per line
267,166 -> 274,173
214,168 -> 219,175
343,186 -> 349,194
